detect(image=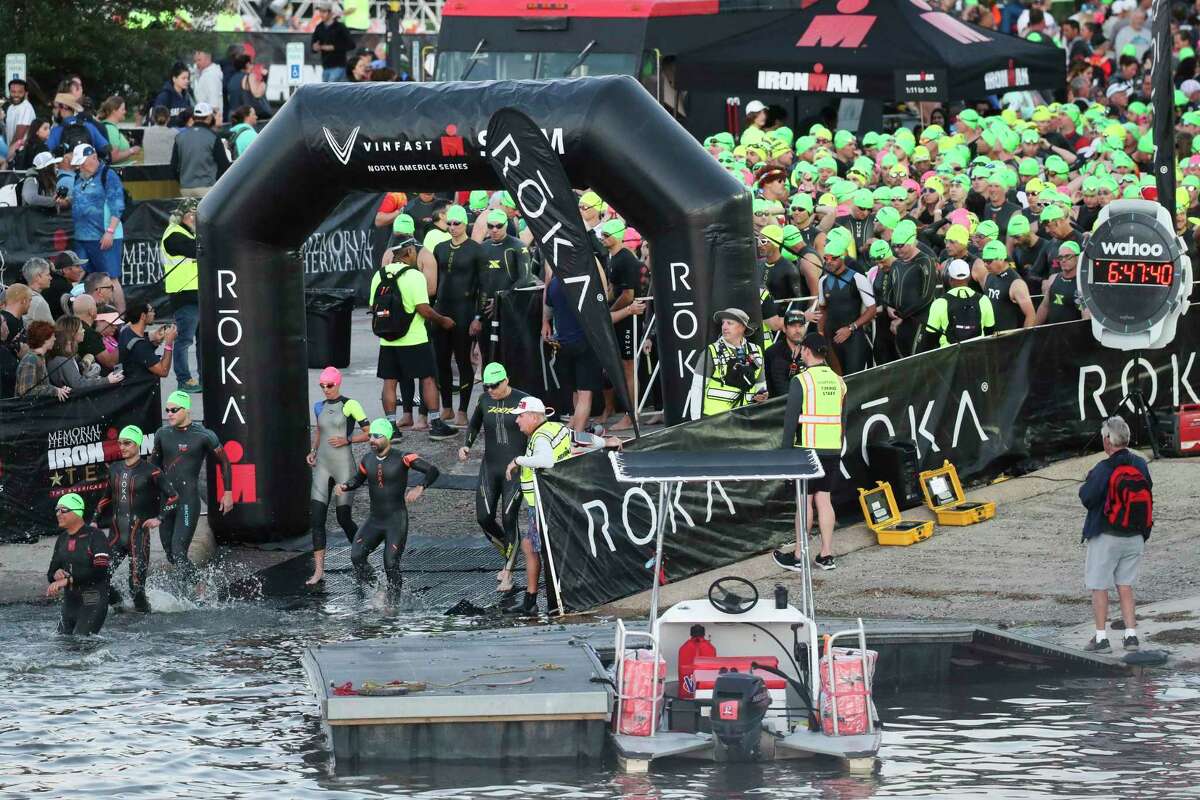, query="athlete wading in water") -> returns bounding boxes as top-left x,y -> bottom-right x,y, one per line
337,418 -> 440,595
46,493 -> 112,635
